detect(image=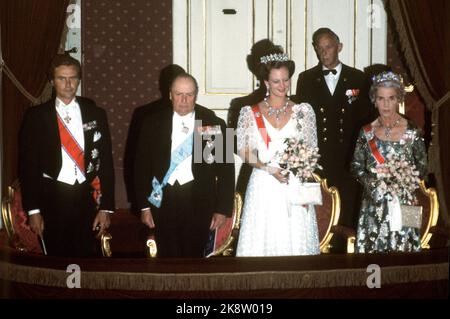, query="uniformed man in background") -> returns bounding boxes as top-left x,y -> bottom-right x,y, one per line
295,28 -> 376,252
